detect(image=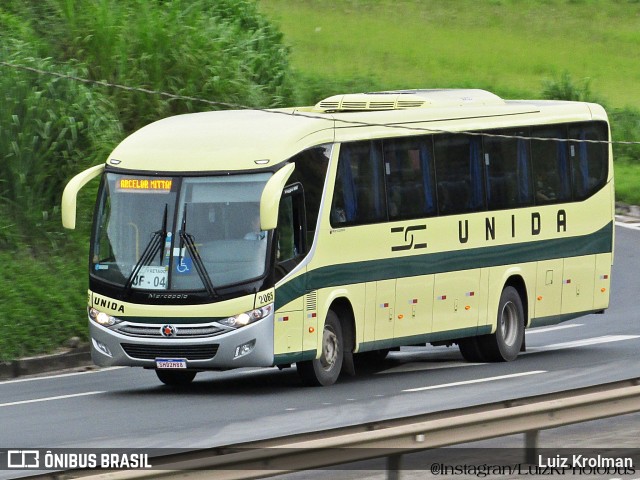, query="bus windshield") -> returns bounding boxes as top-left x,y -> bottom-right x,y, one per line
91,172 -> 272,293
